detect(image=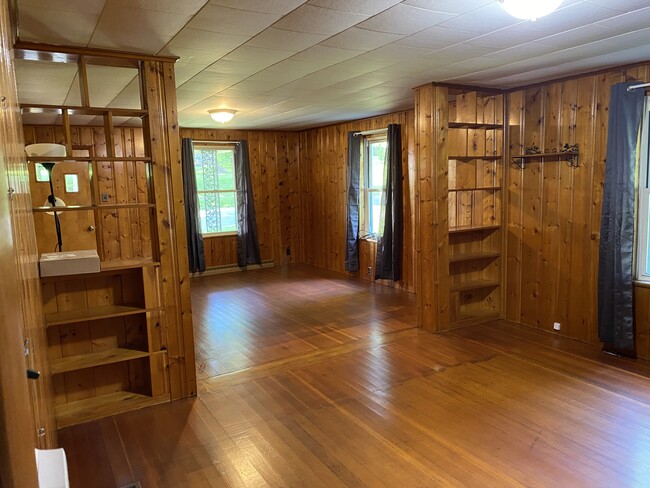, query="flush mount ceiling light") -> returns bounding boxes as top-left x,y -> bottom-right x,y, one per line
208,109 -> 237,124
500,0 -> 563,21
